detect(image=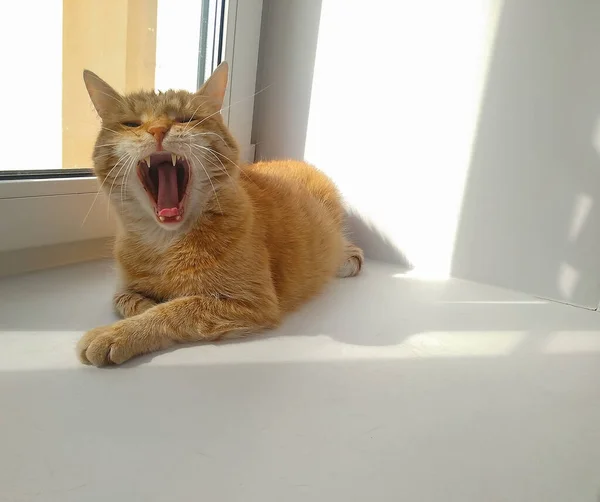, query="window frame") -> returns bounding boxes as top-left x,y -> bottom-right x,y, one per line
0,0 -> 263,275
